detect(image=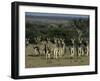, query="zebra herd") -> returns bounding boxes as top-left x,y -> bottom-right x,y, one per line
26,37 -> 89,60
